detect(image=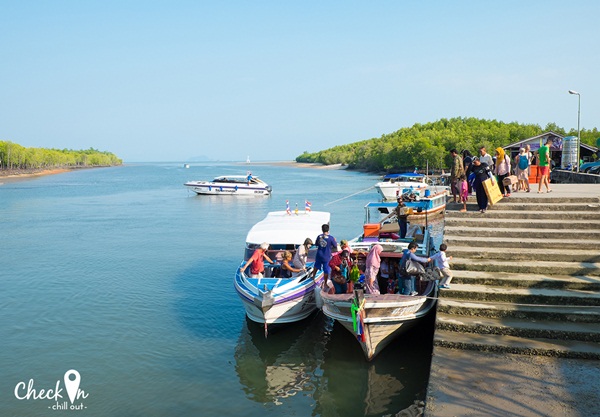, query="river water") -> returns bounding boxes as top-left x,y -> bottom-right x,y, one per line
0,162 -> 442,417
